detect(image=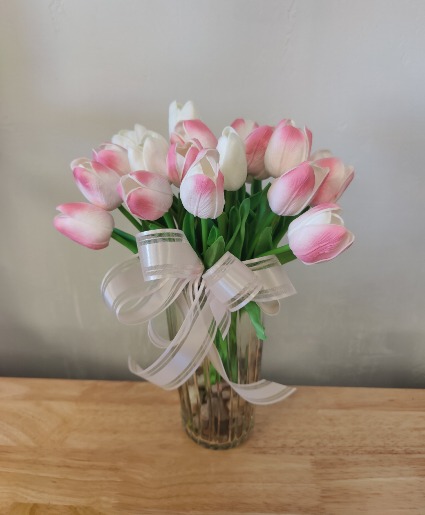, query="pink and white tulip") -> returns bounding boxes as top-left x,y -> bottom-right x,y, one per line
216,127 -> 247,191
230,118 -> 259,141
309,150 -> 355,205
267,162 -> 328,216
265,119 -> 312,178
180,149 -> 224,219
171,119 -> 217,148
117,171 -> 173,220
71,158 -> 122,211
288,204 -> 354,265
245,125 -> 274,179
92,143 -> 131,176
54,203 -> 114,250
166,140 -> 201,187
127,131 -> 169,176
111,124 -> 147,150
169,100 -> 199,135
